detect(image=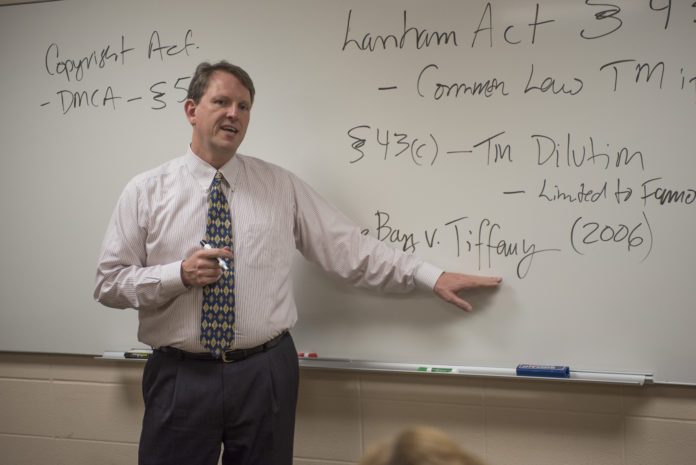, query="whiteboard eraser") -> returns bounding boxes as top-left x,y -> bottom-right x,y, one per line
516,364 -> 570,378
